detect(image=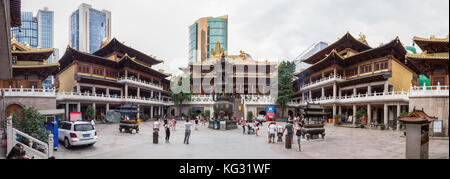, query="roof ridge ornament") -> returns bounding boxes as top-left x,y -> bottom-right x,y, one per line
358,33 -> 369,46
